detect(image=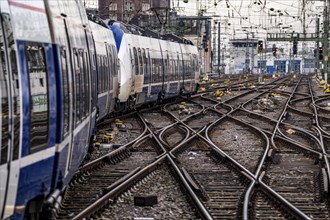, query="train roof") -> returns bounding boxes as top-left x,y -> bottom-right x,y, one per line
87,12 -> 108,28
110,21 -> 193,46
